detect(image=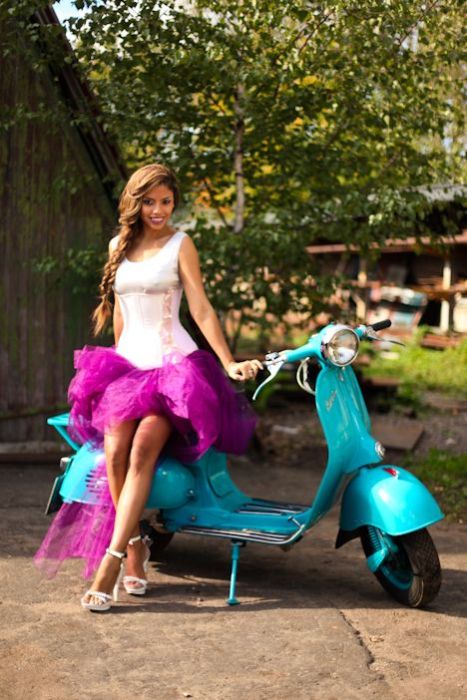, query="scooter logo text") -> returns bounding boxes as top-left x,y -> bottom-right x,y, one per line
326,390 -> 337,412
